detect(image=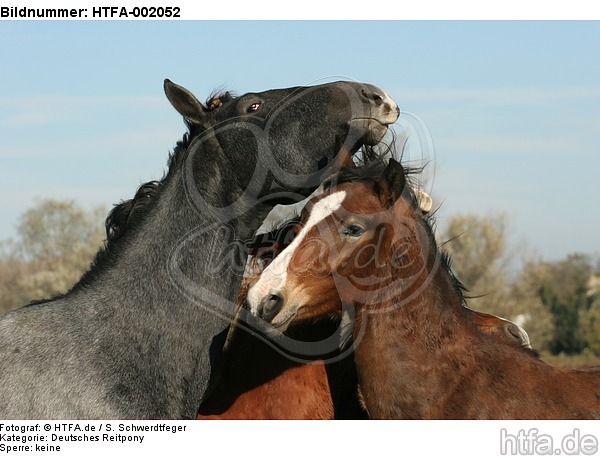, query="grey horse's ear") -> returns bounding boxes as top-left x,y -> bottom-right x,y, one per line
164,79 -> 207,124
